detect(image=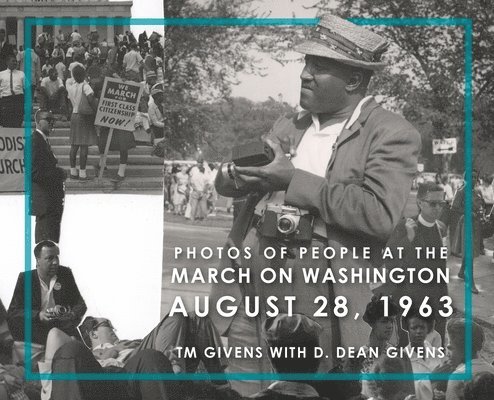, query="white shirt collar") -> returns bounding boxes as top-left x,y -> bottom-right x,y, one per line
297,95 -> 374,130
93,342 -> 115,350
418,214 -> 436,228
36,129 -> 48,142
267,381 -> 320,397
